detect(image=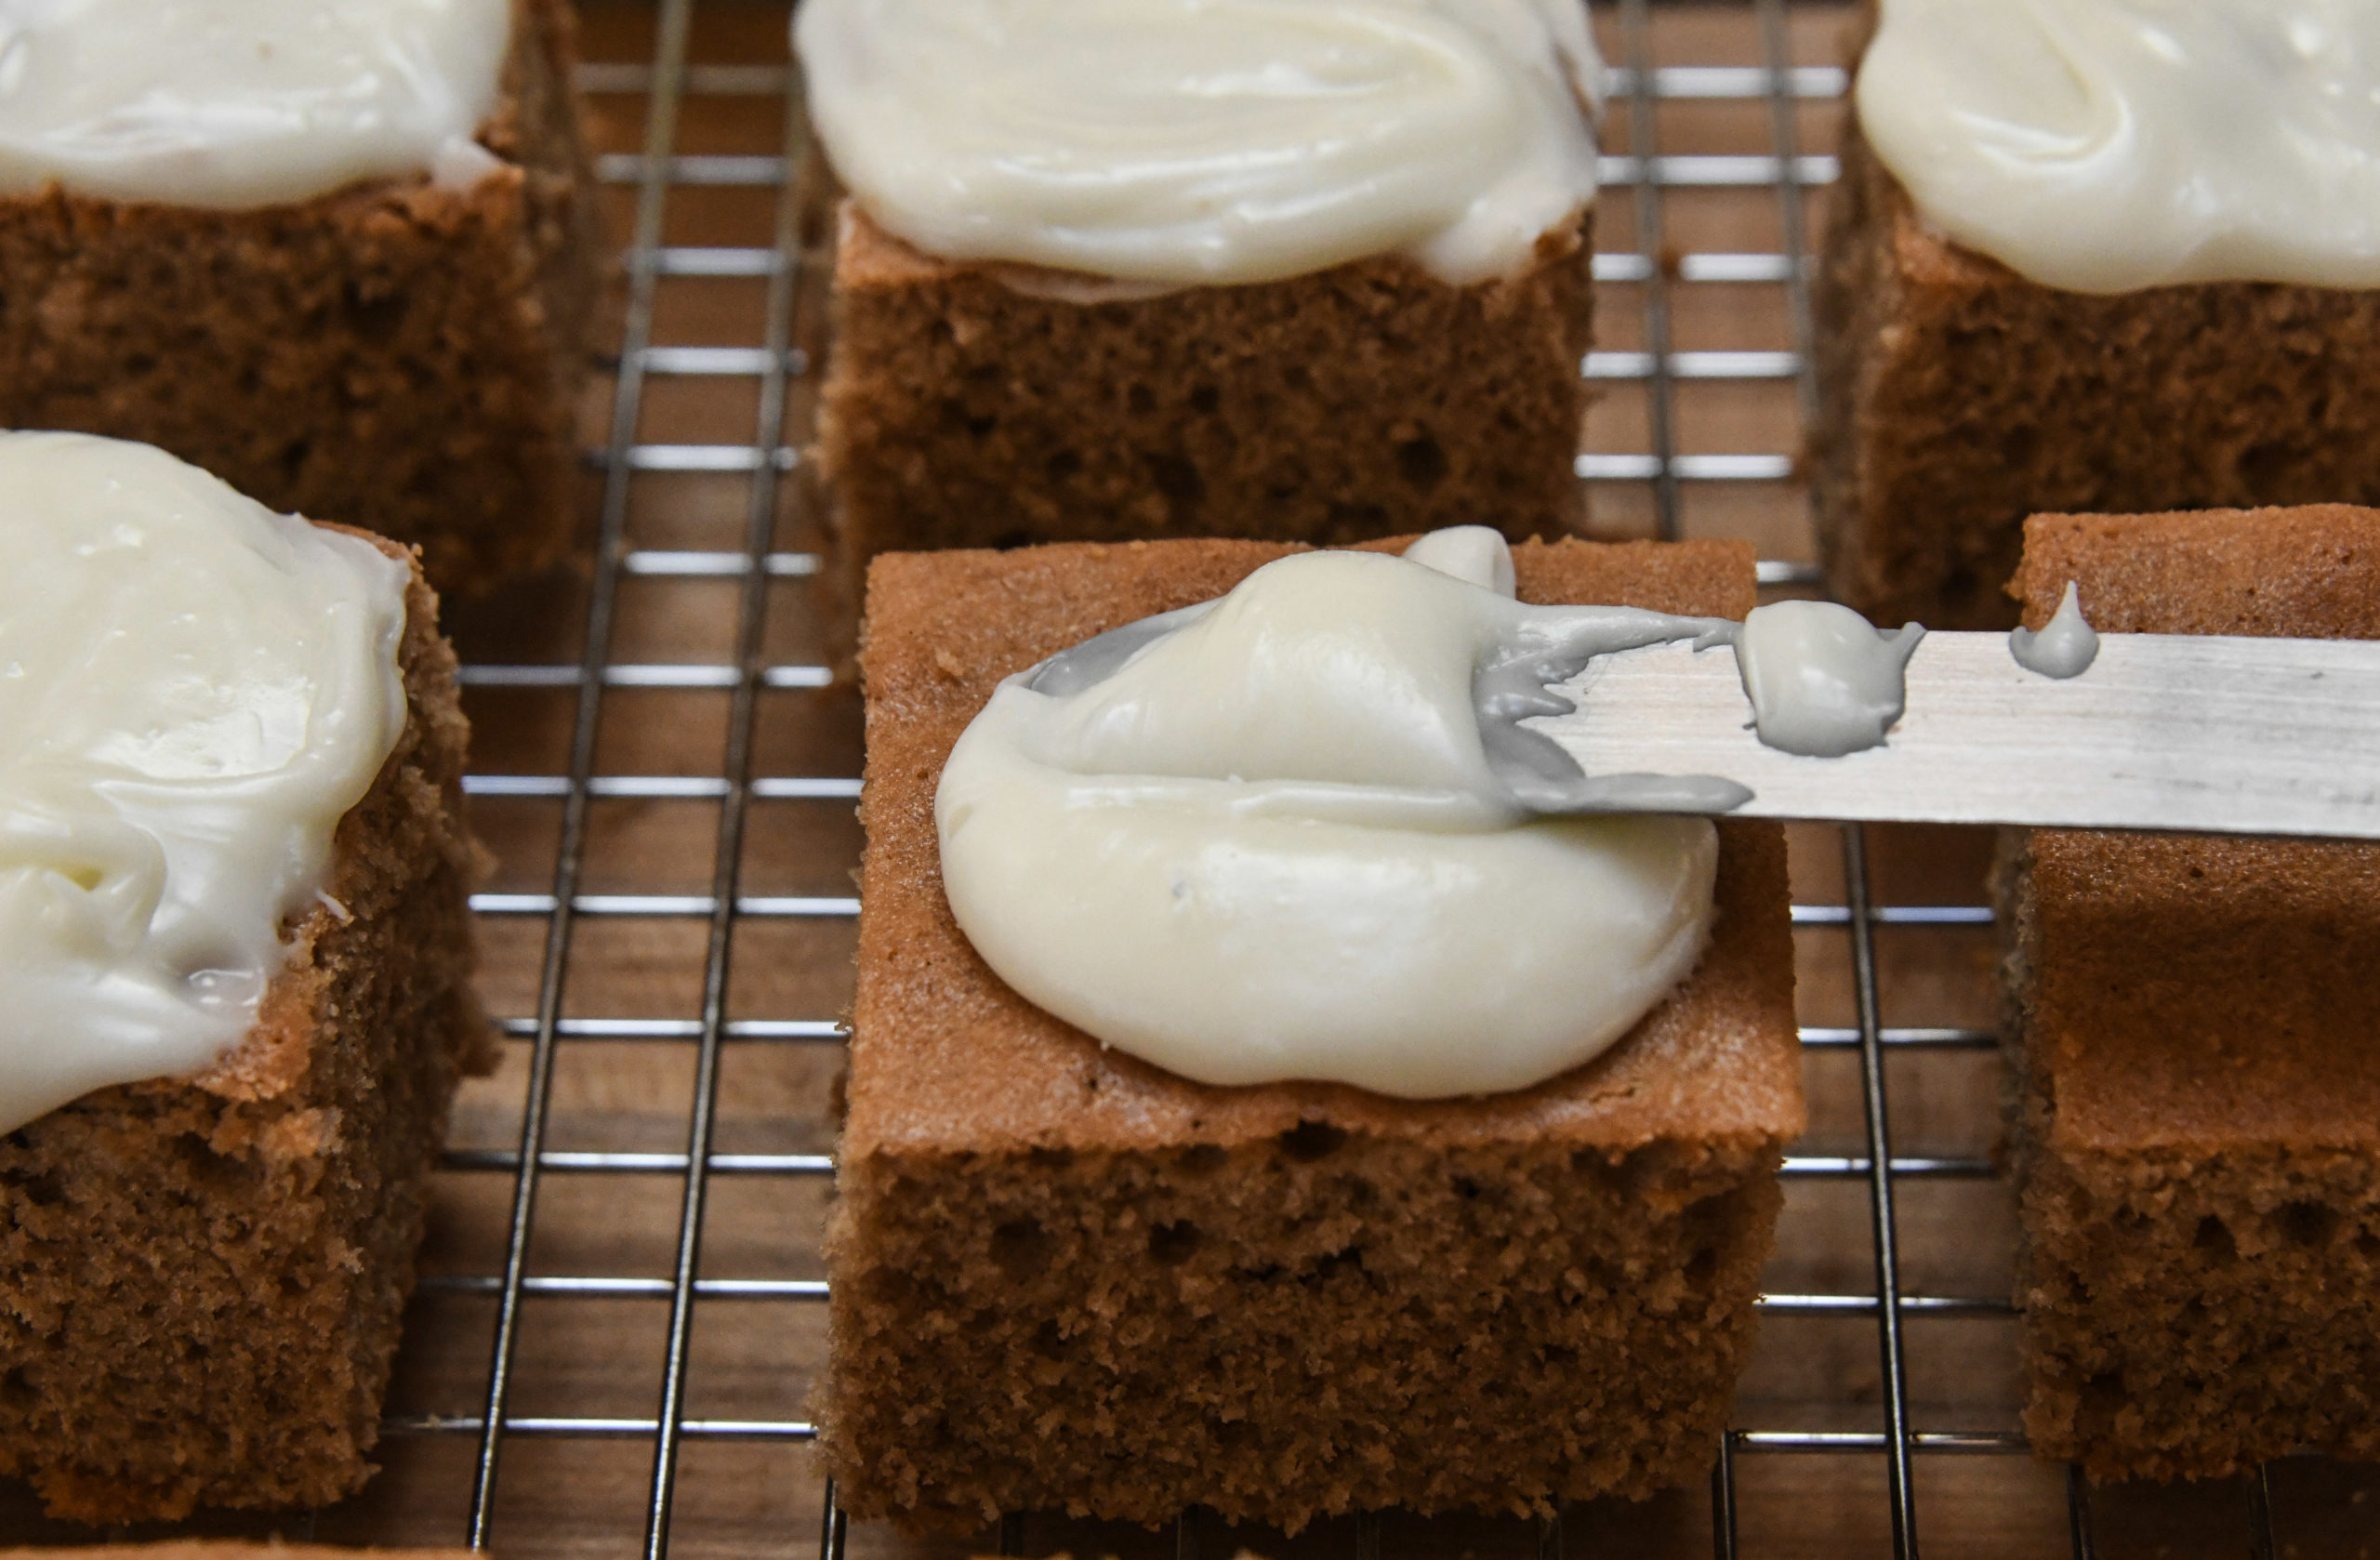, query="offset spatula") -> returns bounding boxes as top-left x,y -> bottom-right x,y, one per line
1536,631 -> 2380,839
